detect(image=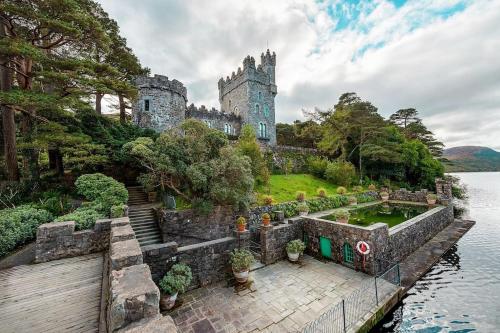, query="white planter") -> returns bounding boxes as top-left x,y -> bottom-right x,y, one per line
160,292 -> 178,311
427,199 -> 436,205
299,211 -> 309,216
349,201 -> 357,206
287,251 -> 300,262
337,218 -> 349,224
381,195 -> 389,202
233,269 -> 249,283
